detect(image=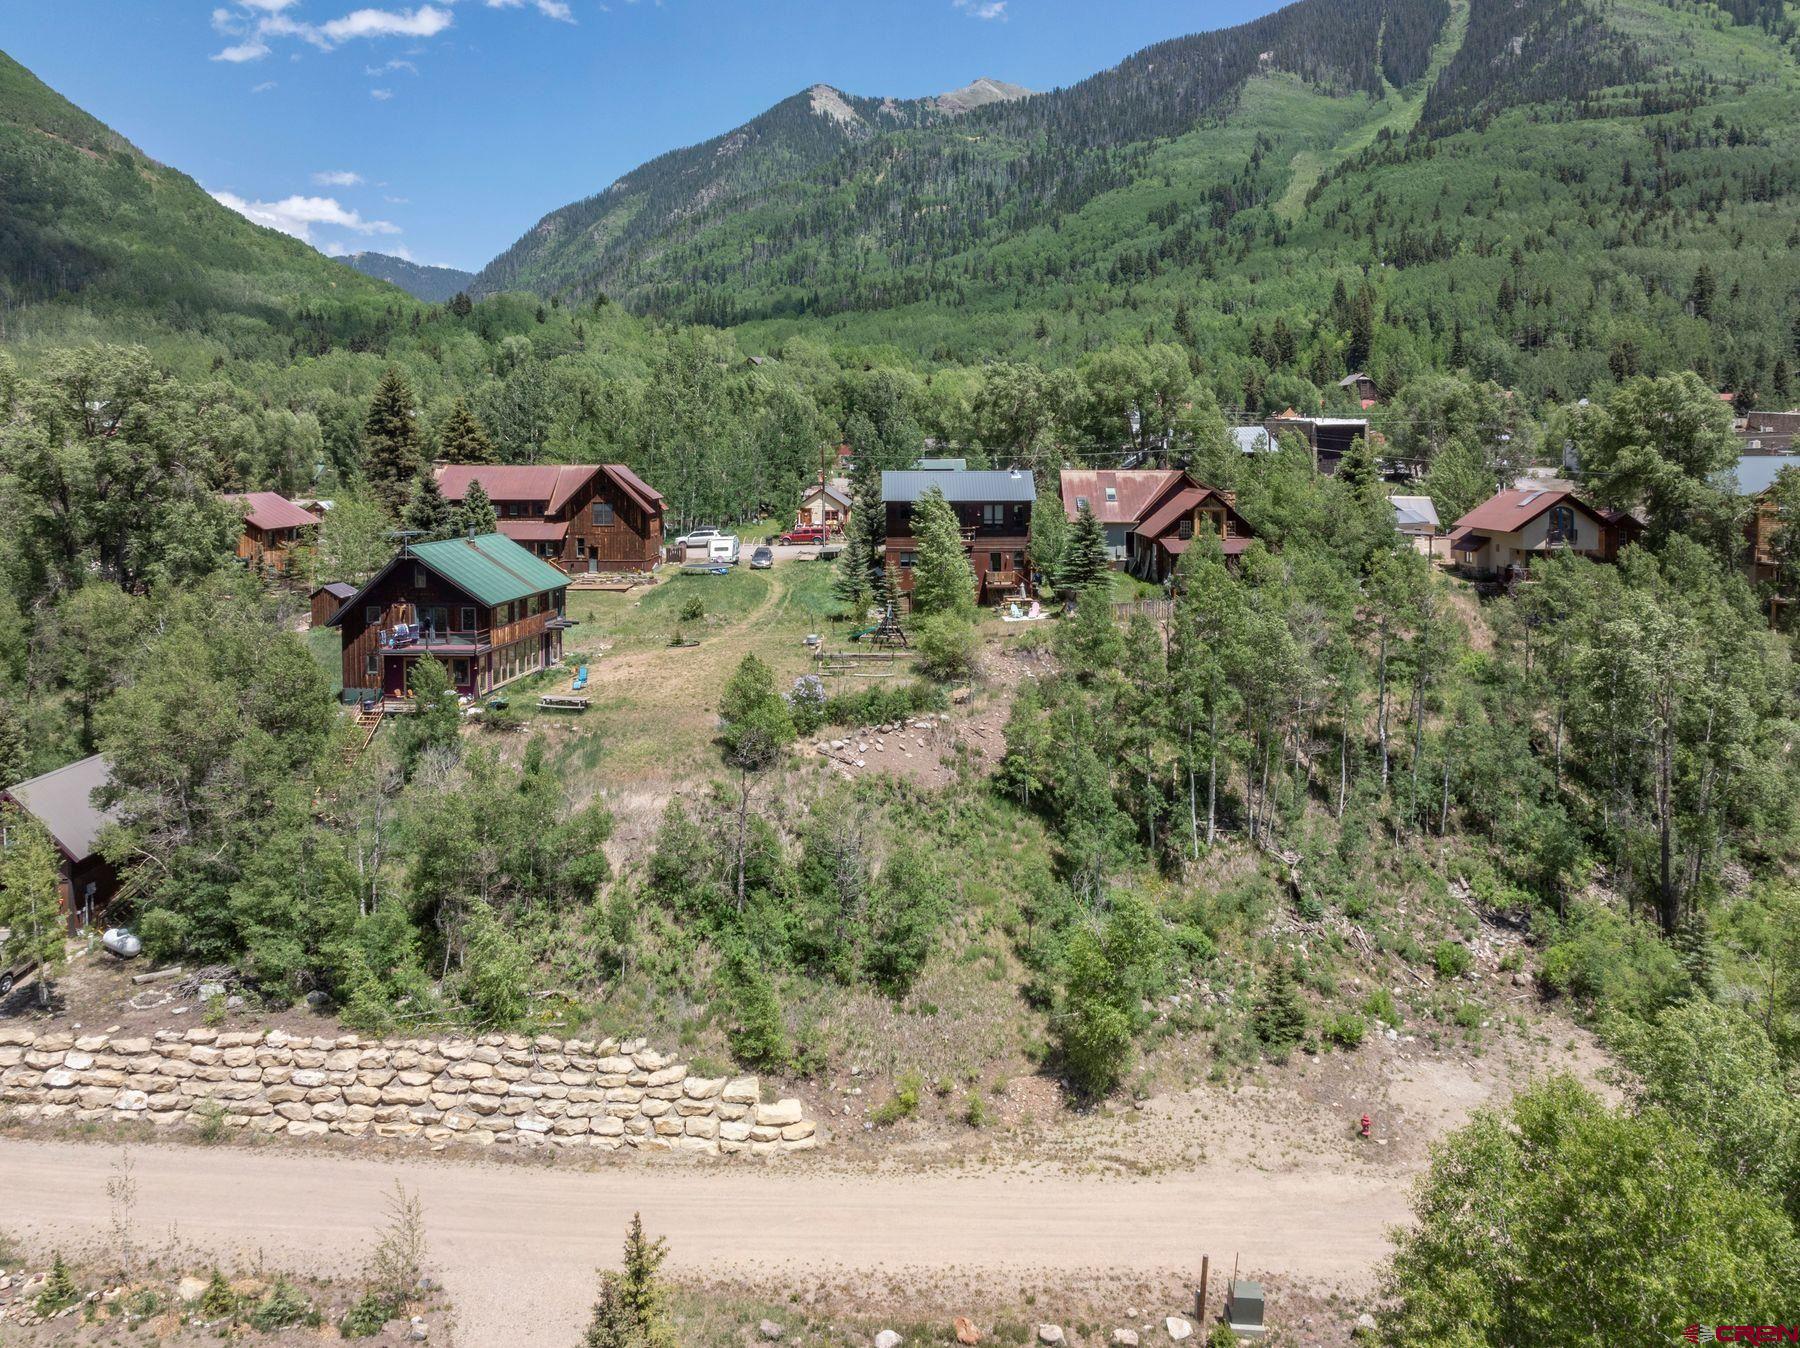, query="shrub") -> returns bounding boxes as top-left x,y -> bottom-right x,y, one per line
198,1269 -> 237,1319
964,1091 -> 992,1128
340,1291 -> 400,1338
679,594 -> 704,622
35,1252 -> 80,1316
787,675 -> 827,735
1364,986 -> 1401,1026
913,612 -> 979,681
871,1071 -> 923,1127
1324,1012 -> 1367,1049
247,1281 -> 319,1332
1433,941 -> 1473,980
721,954 -> 789,1070
822,682 -> 946,728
